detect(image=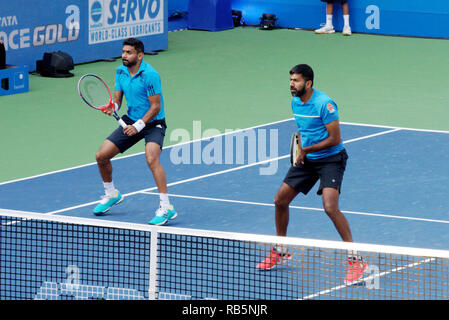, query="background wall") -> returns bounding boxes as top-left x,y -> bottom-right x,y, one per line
169,0 -> 188,15
170,0 -> 449,38
0,0 -> 168,70
230,0 -> 449,38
